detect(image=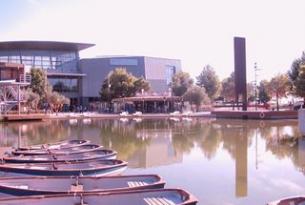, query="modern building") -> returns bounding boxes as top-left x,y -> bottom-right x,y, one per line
0,41 -> 182,105
0,41 -> 94,105
80,56 -> 181,105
